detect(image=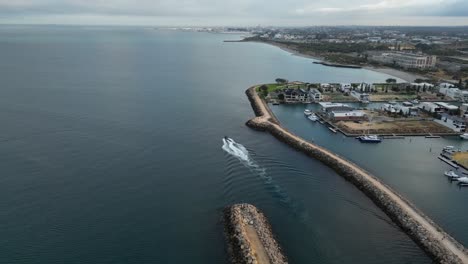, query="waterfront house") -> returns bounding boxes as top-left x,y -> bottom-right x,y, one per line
282,88 -> 309,103
435,102 -> 459,114
309,88 -> 322,102
438,87 -> 468,102
340,83 -> 352,93
350,91 -> 370,102
419,102 -> 444,113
